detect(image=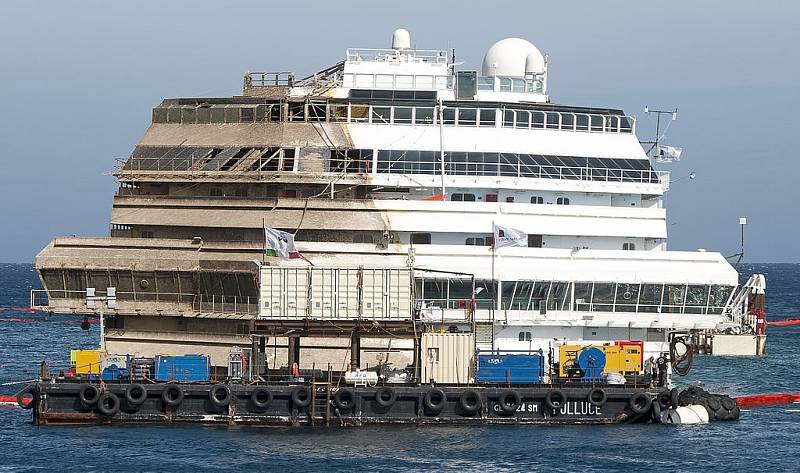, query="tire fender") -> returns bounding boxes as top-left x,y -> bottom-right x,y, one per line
545,389 -> 567,411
